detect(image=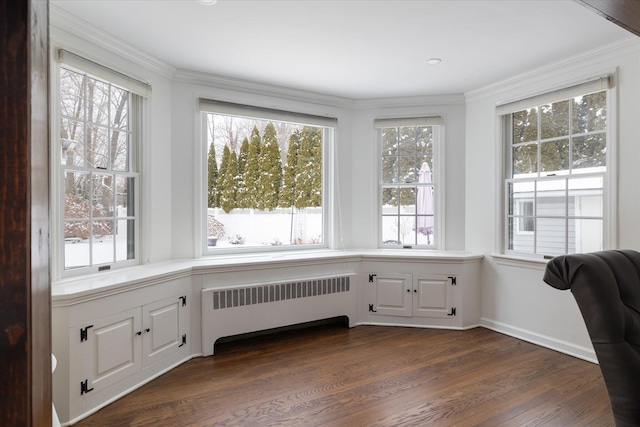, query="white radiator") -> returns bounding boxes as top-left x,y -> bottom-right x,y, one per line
201,274 -> 356,355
